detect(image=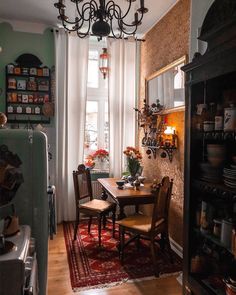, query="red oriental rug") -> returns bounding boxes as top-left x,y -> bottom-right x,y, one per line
63,221 -> 182,292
